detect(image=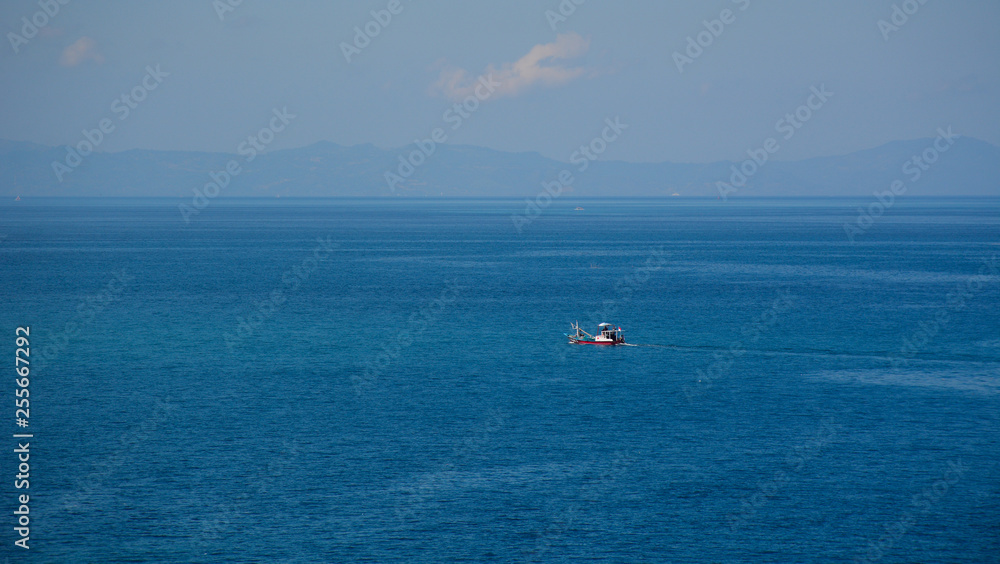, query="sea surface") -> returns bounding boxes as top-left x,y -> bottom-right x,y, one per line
1,198 -> 998,563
